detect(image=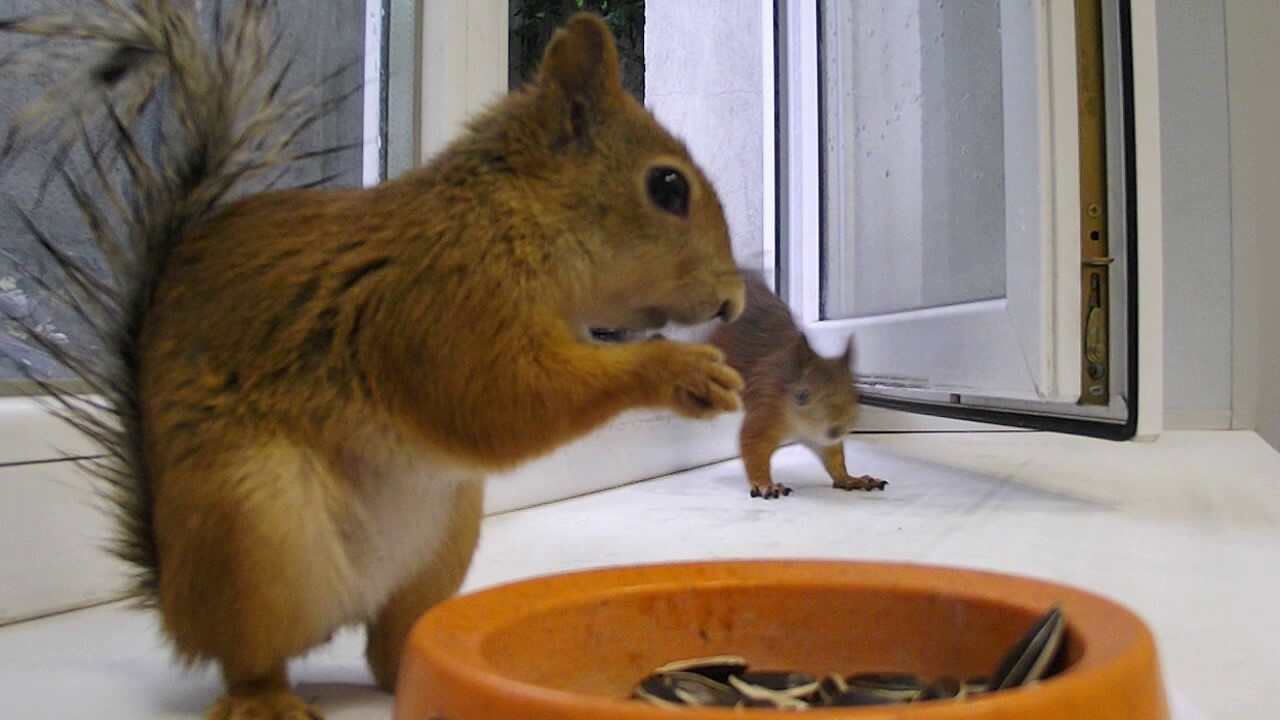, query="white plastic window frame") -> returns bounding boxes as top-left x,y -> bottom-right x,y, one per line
774,0 -> 1165,438
0,0 -> 1167,472
809,0 -> 1083,406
